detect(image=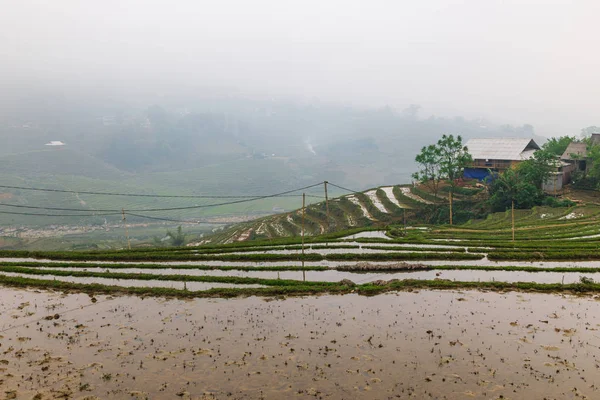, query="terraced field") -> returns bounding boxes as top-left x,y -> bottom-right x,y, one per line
0,203 -> 600,293
3,204 -> 600,398
206,184 -> 446,244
